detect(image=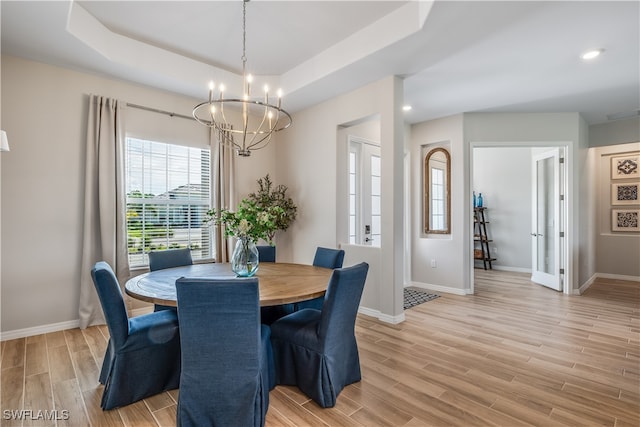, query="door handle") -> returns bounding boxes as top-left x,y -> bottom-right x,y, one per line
365,237 -> 374,242
531,233 -> 537,237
